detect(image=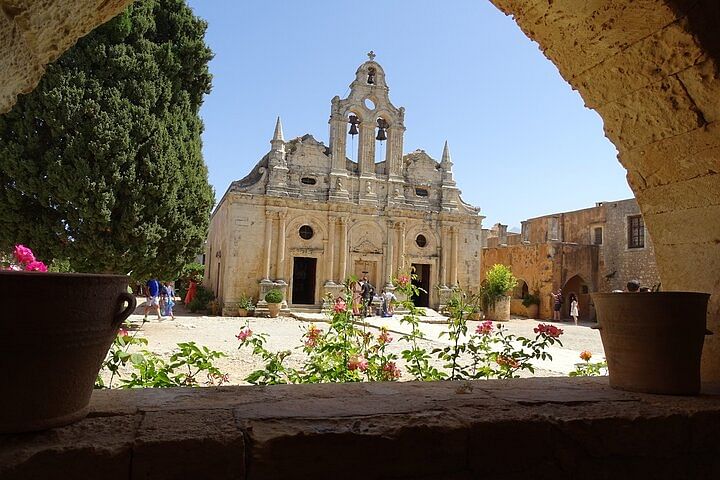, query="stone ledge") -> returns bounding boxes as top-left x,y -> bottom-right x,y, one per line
2,378 -> 720,479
